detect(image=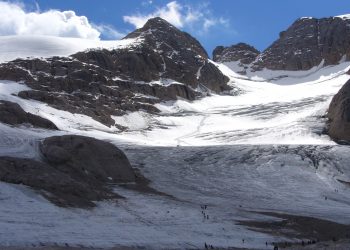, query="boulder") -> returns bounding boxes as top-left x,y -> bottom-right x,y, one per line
40,135 -> 136,183
0,156 -> 113,208
0,135 -> 137,207
328,79 -> 350,142
0,100 -> 57,130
